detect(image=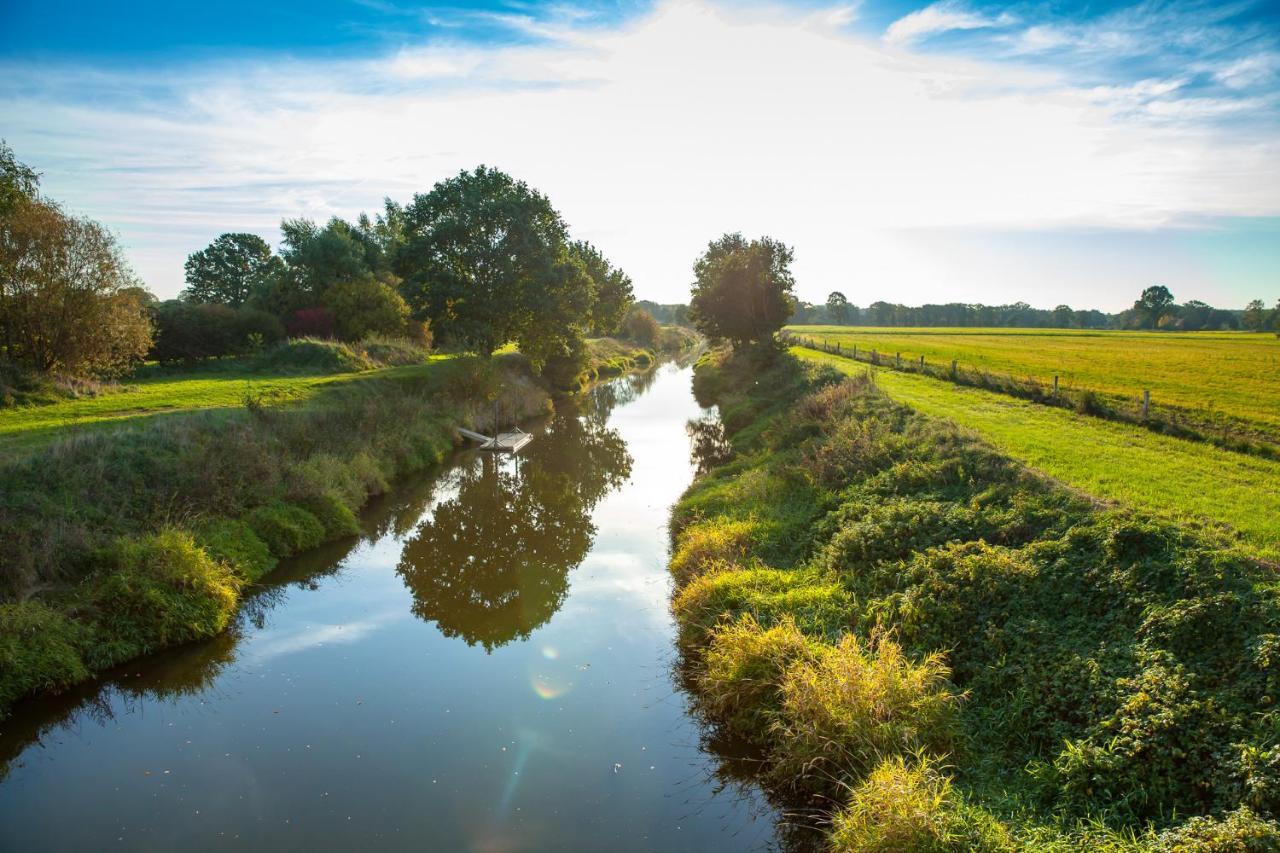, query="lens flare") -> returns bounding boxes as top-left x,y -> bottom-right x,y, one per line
540,645 -> 559,660
530,673 -> 571,700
